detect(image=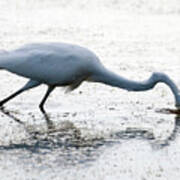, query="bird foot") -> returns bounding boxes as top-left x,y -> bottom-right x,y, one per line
0,105 -> 4,110
42,111 -> 55,130
47,120 -> 55,130
0,101 -> 5,107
